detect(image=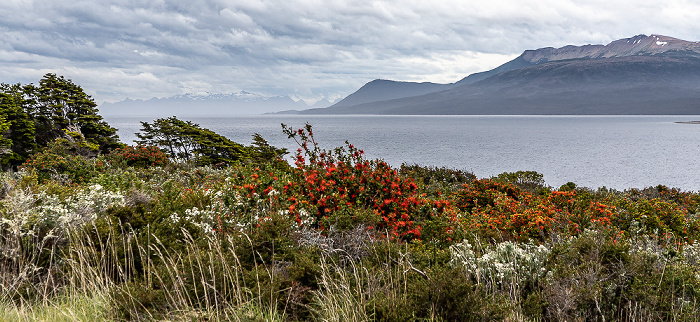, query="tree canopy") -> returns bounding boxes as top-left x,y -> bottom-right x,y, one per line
136,116 -> 286,166
0,74 -> 121,167
0,93 -> 36,167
